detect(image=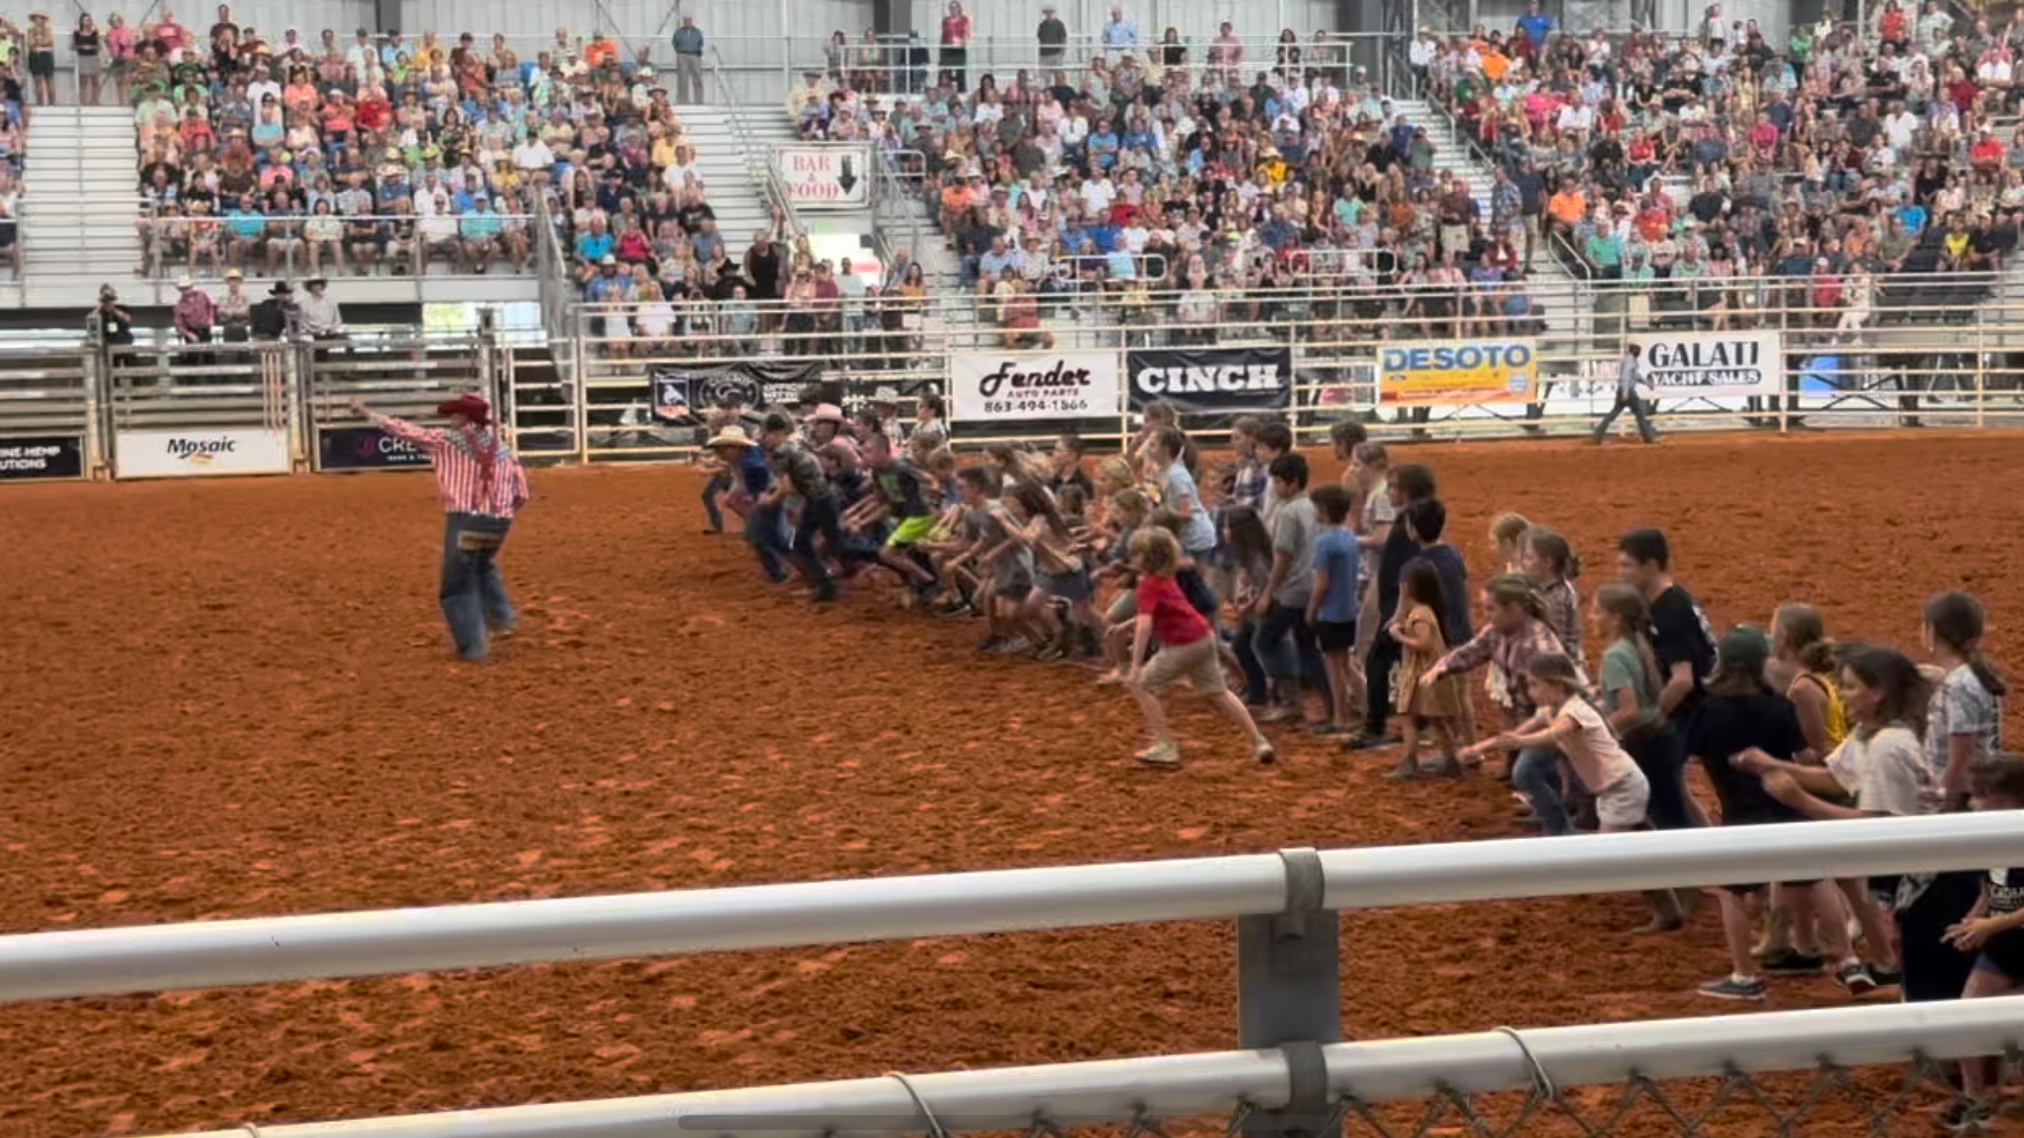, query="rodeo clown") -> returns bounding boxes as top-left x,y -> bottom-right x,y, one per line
351,392 -> 529,662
